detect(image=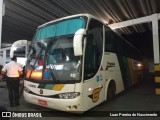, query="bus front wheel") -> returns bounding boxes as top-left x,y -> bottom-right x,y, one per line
107,81 -> 116,102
